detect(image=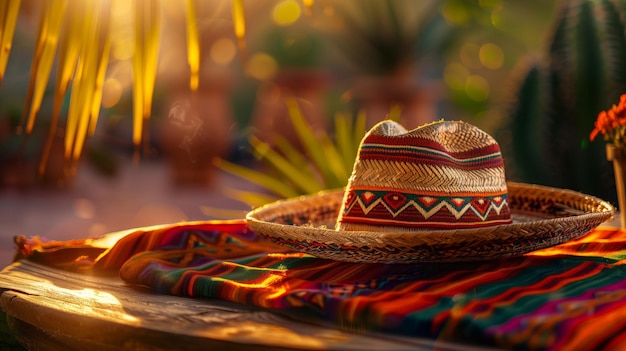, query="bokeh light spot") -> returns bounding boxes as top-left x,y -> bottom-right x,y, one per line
479,43 -> 504,69
112,38 -> 133,60
465,75 -> 490,101
74,198 -> 95,220
460,43 -> 481,69
102,78 -> 122,108
109,61 -> 133,89
444,63 -> 470,90
245,53 -> 278,80
440,0 -> 469,25
272,0 -> 301,26
210,37 -> 236,65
